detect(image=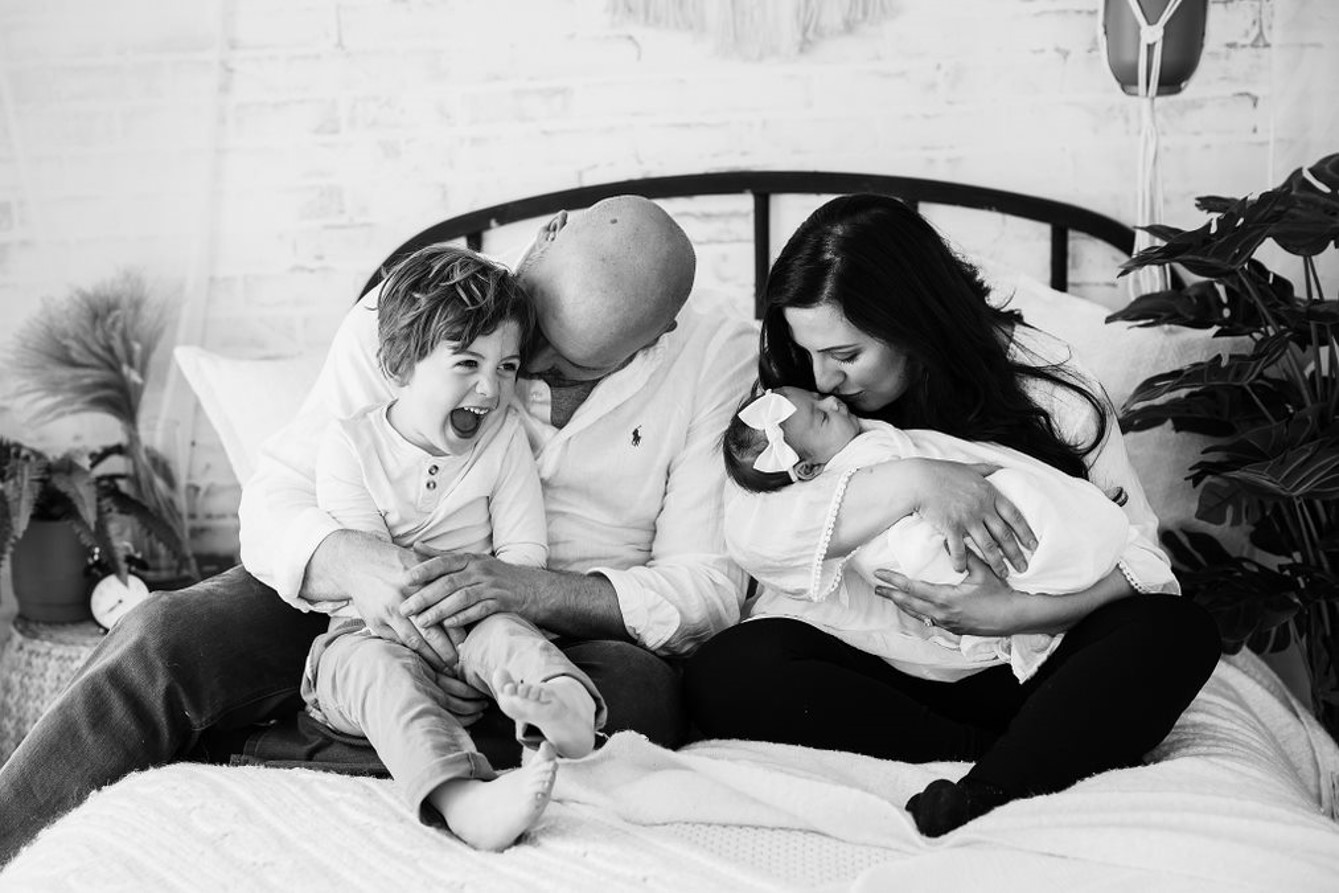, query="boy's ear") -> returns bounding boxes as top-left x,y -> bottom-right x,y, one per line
793,460 -> 823,482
